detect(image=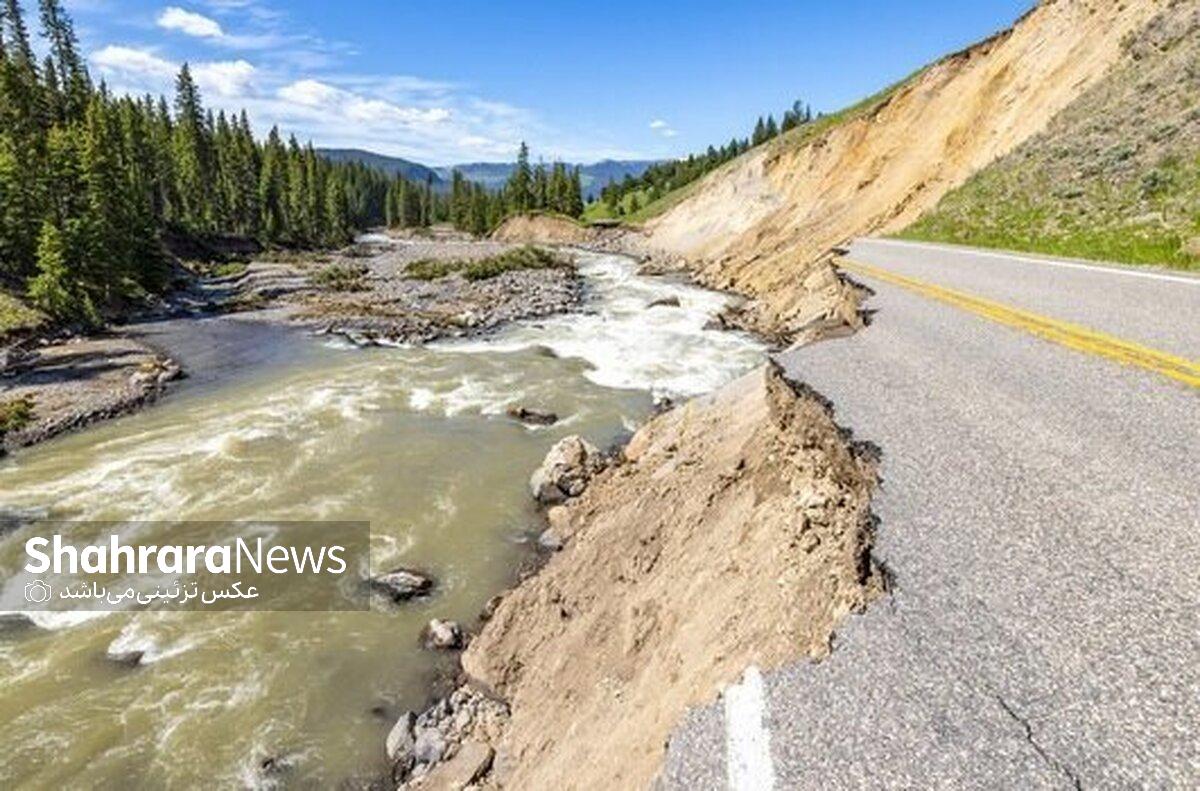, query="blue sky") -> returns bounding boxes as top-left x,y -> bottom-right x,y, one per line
65,0 -> 1033,165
